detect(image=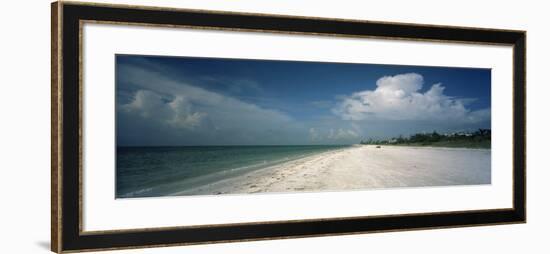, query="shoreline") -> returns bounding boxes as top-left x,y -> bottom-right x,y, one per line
169,145 -> 491,196
169,146 -> 355,196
